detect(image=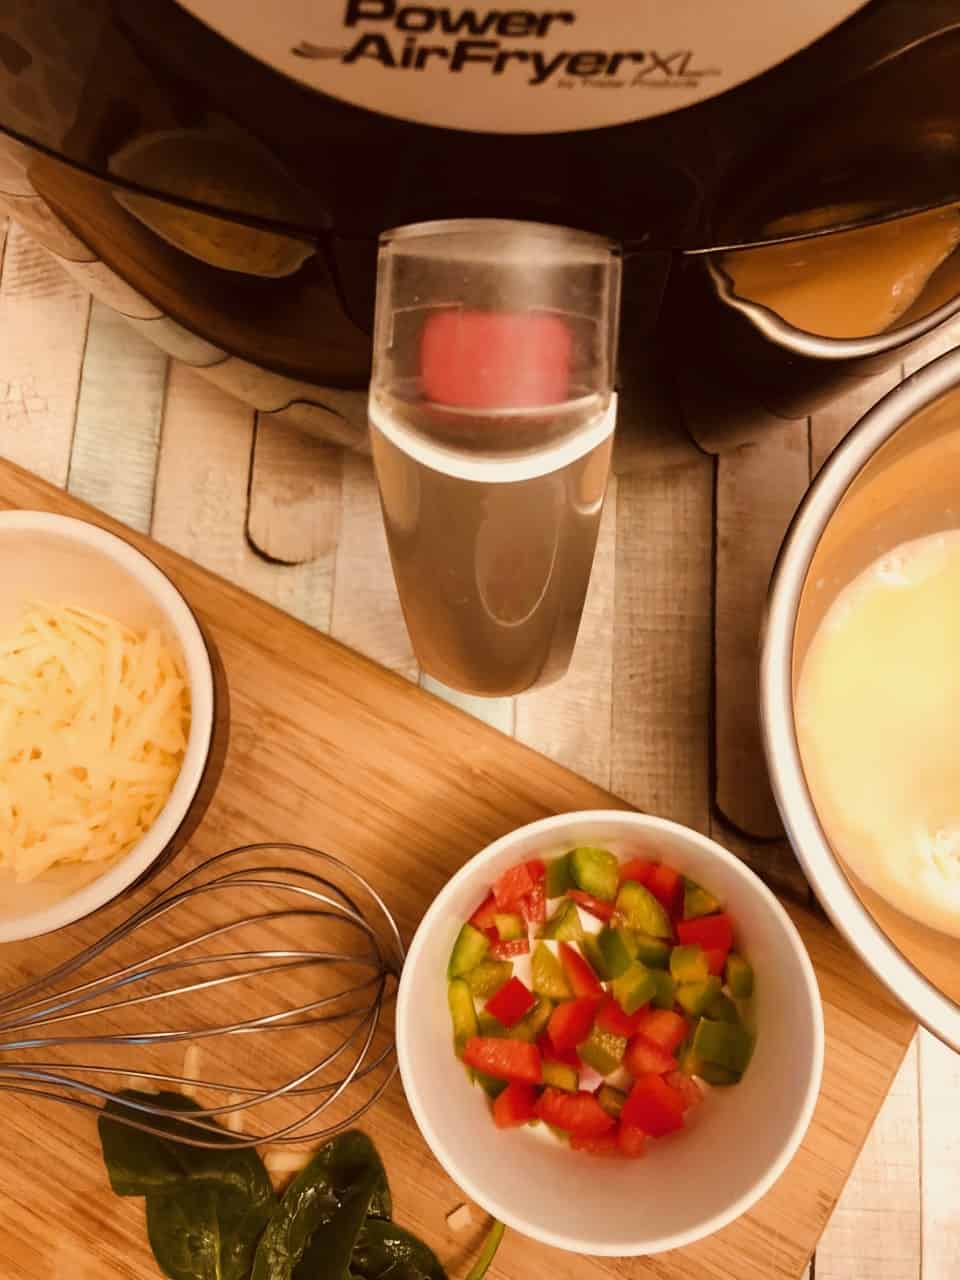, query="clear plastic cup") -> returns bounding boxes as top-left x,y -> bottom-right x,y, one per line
369,219 -> 621,697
